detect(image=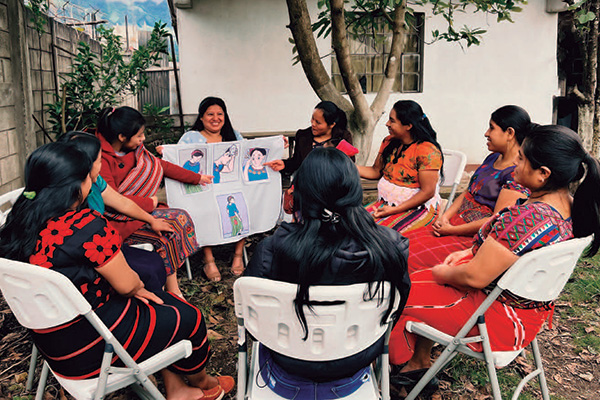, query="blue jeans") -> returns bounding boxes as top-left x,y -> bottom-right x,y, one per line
257,344 -> 371,399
